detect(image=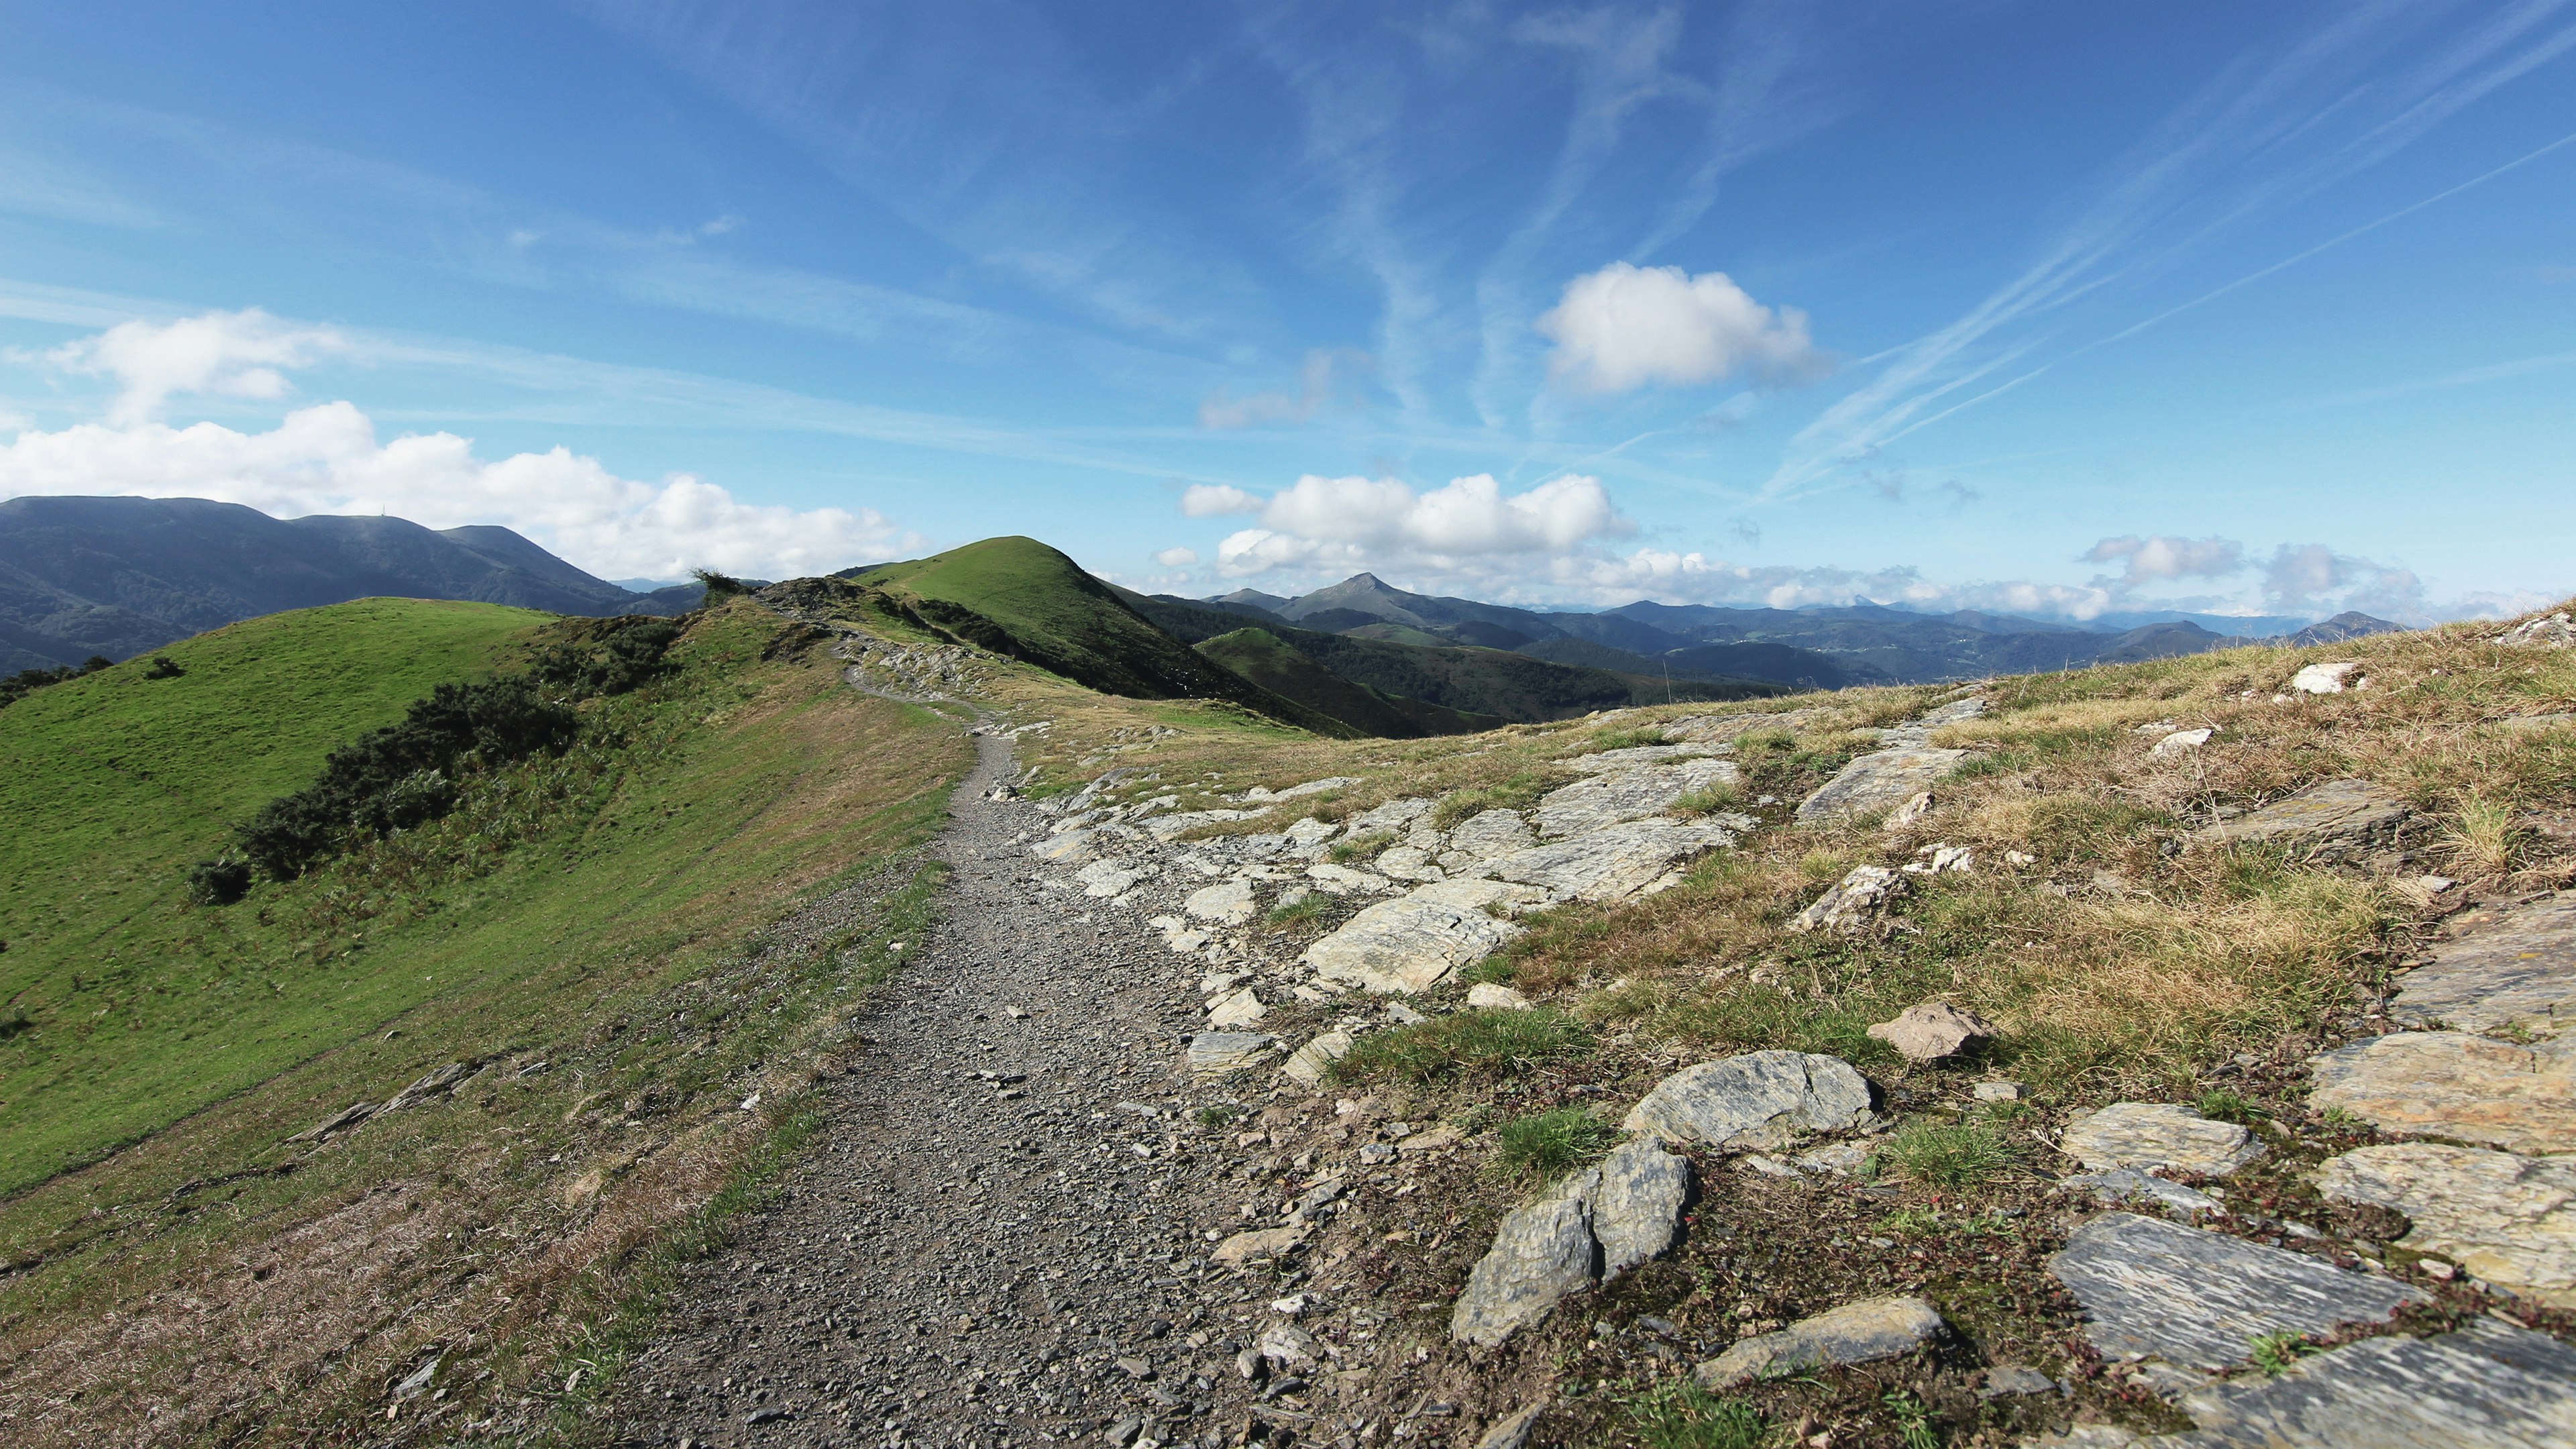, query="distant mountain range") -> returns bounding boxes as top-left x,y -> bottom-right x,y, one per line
0,496 -> 700,671
1177,574 -> 2396,690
